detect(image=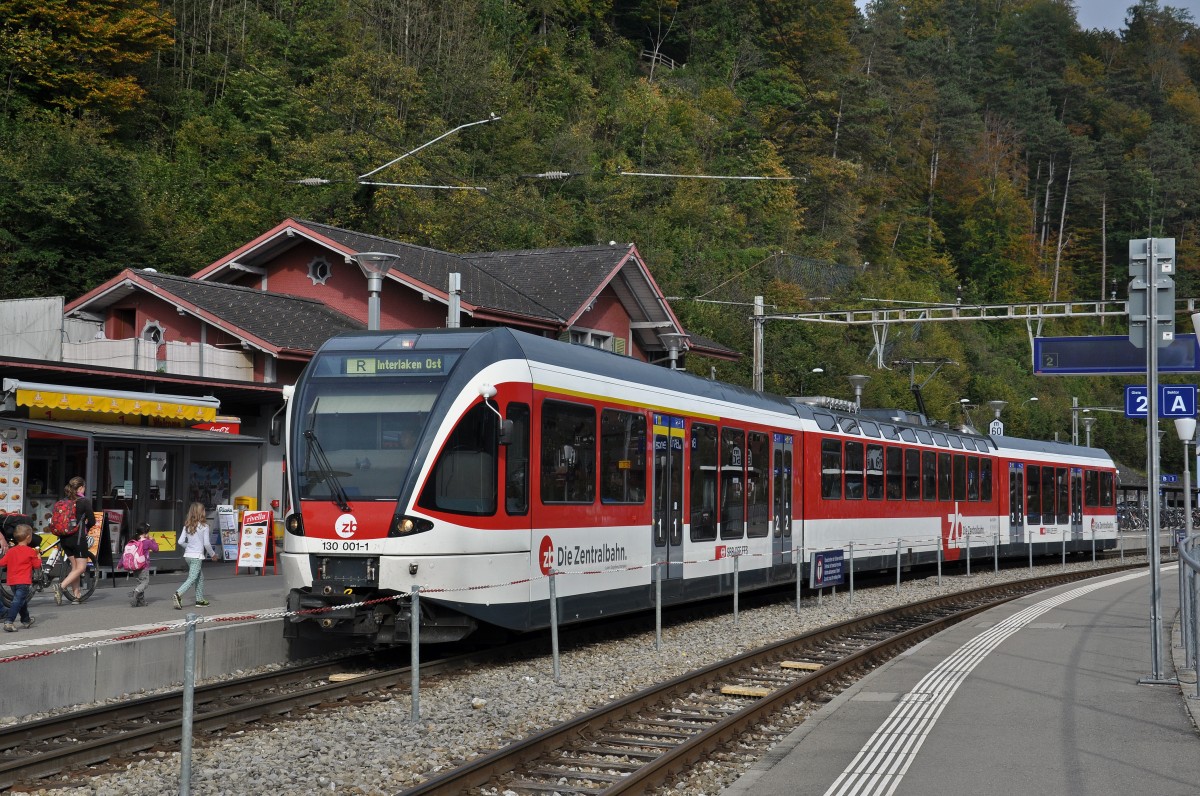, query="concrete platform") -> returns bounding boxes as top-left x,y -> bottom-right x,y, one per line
723,565 -> 1200,796
0,562 -> 303,719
